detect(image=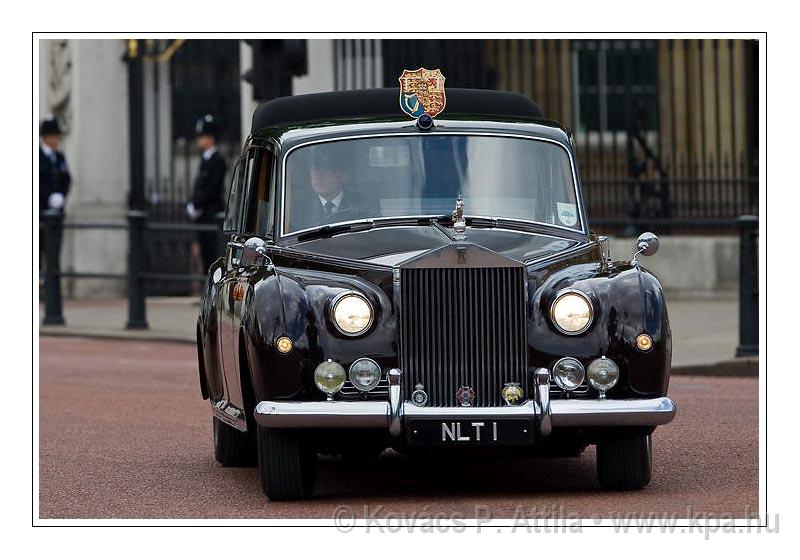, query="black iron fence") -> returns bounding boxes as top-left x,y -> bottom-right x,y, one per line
39,211 -> 222,328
